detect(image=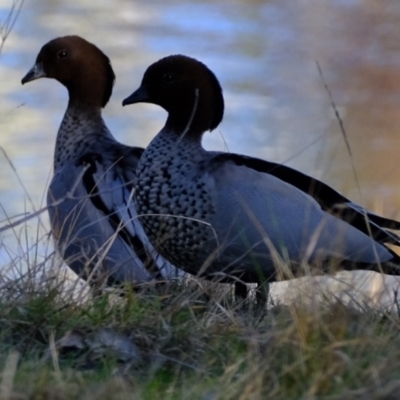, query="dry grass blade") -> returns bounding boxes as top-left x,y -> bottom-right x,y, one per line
0,351 -> 19,400
179,88 -> 199,141
316,61 -> 382,262
0,0 -> 24,56
316,61 -> 362,198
